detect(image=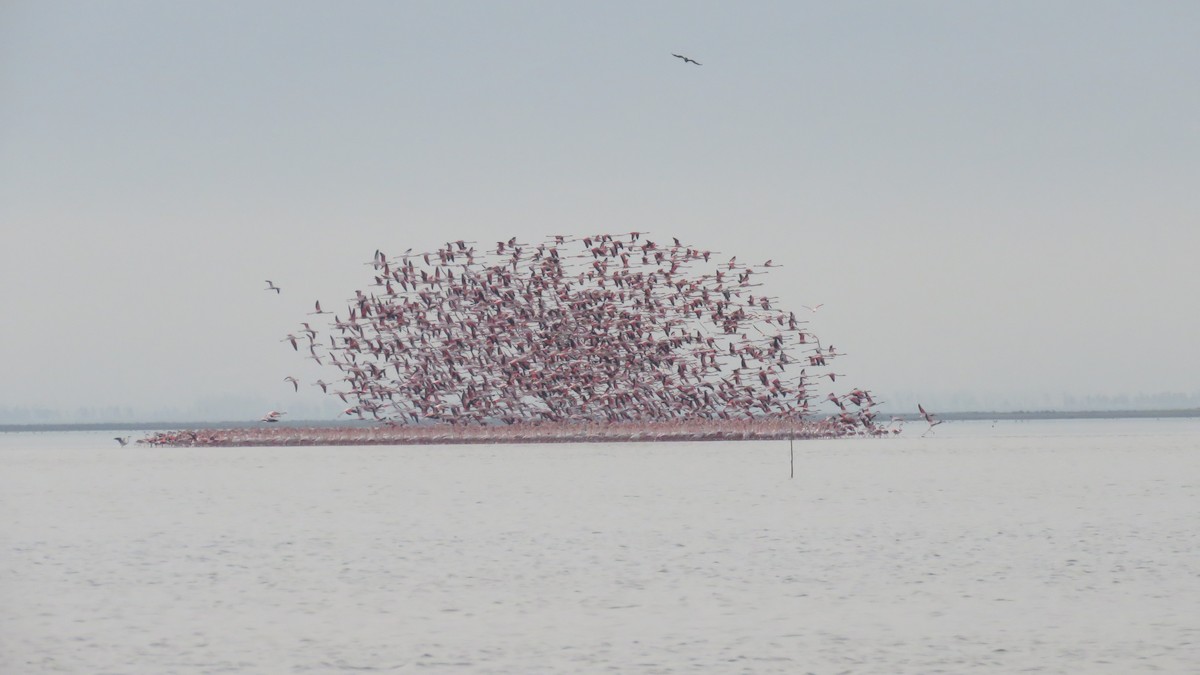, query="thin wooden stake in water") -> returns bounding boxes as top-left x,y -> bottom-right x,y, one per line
789,436 -> 794,479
